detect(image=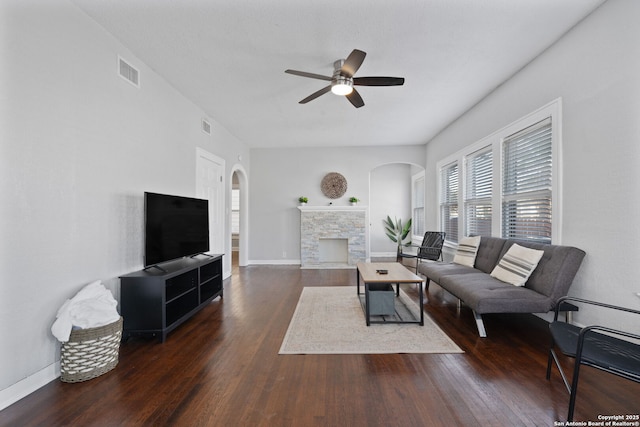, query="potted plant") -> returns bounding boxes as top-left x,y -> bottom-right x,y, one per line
298,196 -> 308,205
349,197 -> 359,205
383,216 -> 412,260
